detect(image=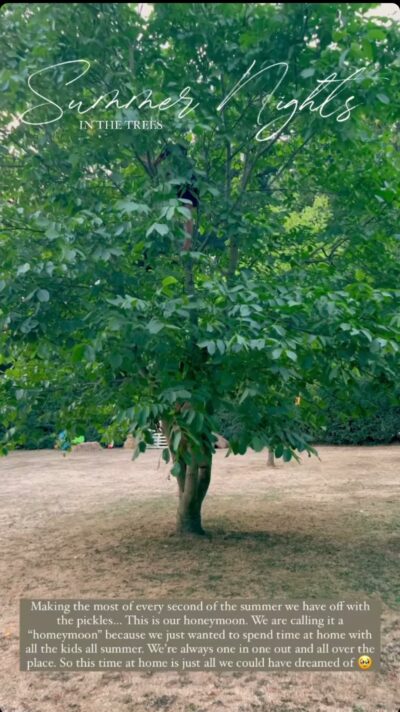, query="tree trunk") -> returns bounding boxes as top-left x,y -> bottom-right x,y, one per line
176,462 -> 211,535
267,448 -> 275,467
161,420 -> 212,536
